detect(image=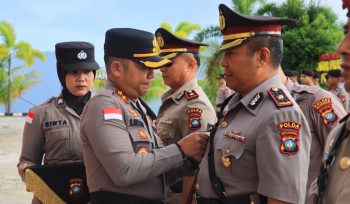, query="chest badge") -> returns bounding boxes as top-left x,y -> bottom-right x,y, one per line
221,156 -> 231,168
224,130 -> 246,142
